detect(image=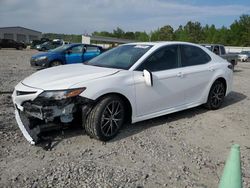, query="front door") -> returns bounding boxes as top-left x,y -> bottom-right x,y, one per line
83,46 -> 101,62
134,45 -> 186,116
65,45 -> 84,64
